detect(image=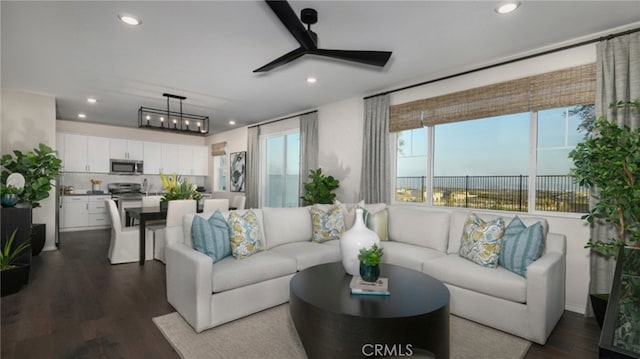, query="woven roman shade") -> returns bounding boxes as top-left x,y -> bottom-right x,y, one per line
389,63 -> 596,132
211,142 -> 226,156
